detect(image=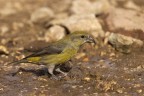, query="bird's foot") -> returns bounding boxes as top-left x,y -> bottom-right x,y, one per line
55,68 -> 68,77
